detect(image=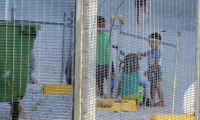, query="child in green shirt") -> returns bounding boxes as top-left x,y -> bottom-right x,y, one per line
96,16 -> 110,98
